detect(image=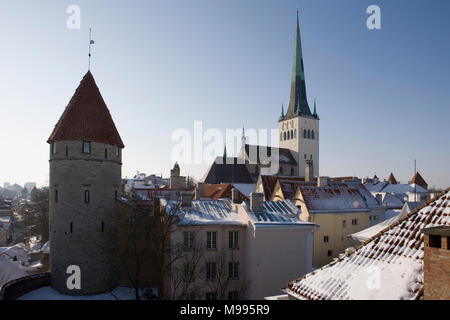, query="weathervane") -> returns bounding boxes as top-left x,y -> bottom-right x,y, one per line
88,28 -> 95,70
